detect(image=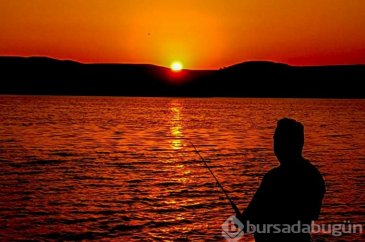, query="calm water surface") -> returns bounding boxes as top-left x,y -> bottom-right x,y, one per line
0,96 -> 364,241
